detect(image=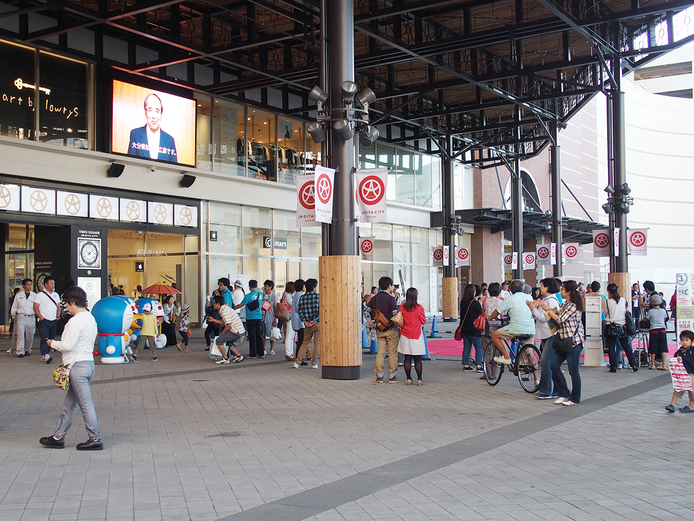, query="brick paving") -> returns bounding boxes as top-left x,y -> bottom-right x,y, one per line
0,329 -> 691,521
